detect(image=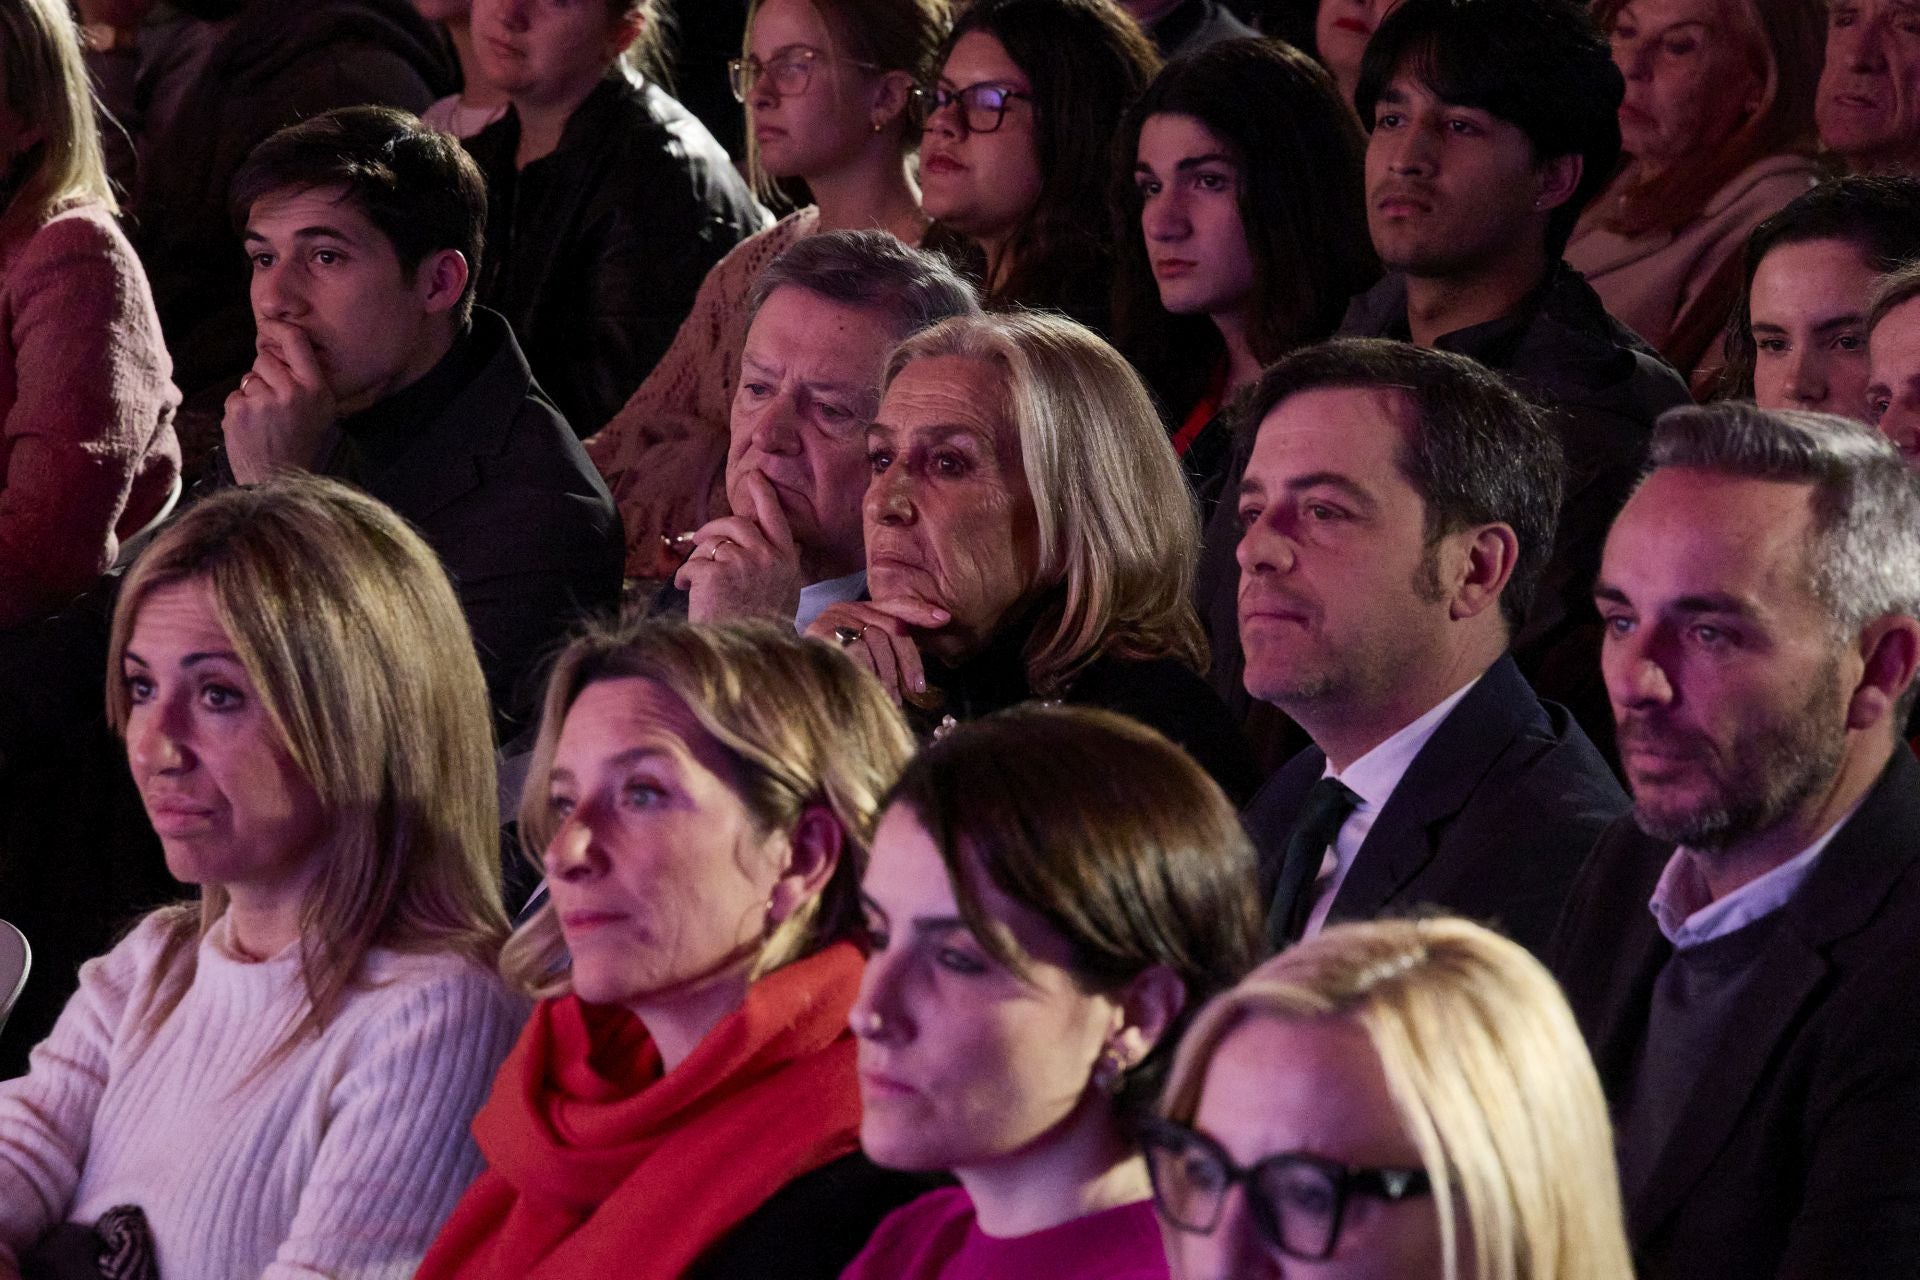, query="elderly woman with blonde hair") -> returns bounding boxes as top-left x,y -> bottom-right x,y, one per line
1146,916 -> 1633,1280
419,619 -> 930,1280
806,310 -> 1257,802
0,475 -> 523,1279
